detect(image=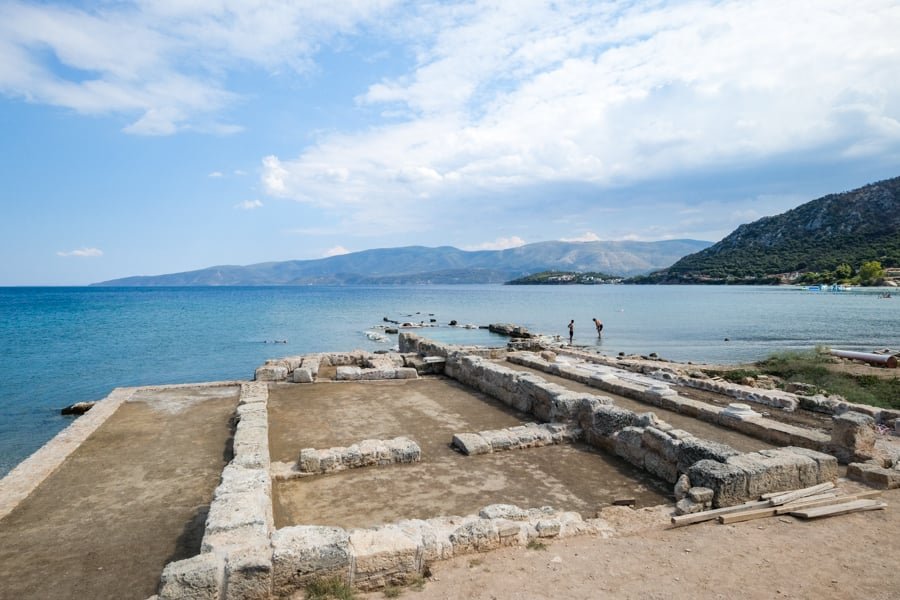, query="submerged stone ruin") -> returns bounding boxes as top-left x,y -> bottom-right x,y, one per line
152,331 -> 900,599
